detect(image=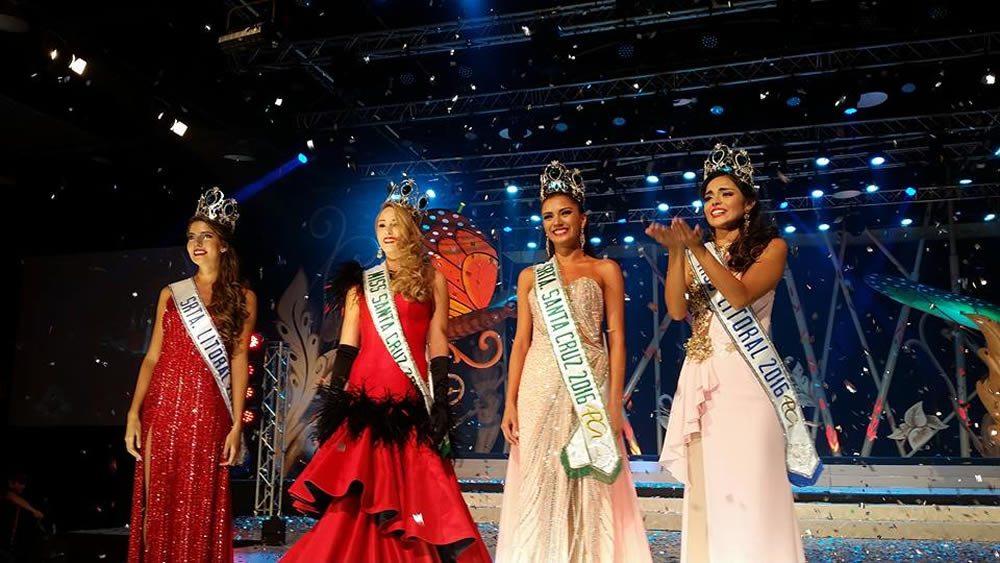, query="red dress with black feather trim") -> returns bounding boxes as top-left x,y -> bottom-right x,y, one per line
282,293 -> 491,562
